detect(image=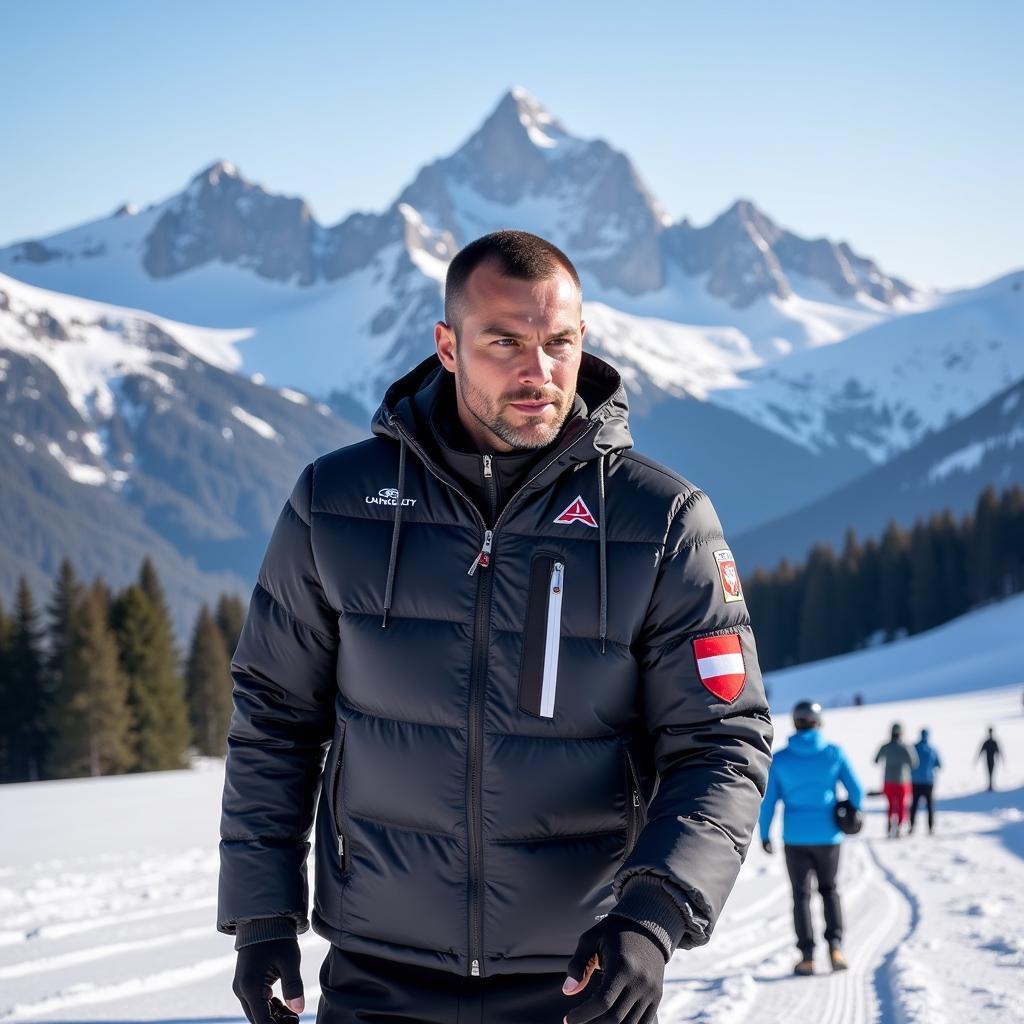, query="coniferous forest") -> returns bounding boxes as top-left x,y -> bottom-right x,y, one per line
1,484 -> 1021,783
0,555 -> 245,783
745,485 -> 1024,670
